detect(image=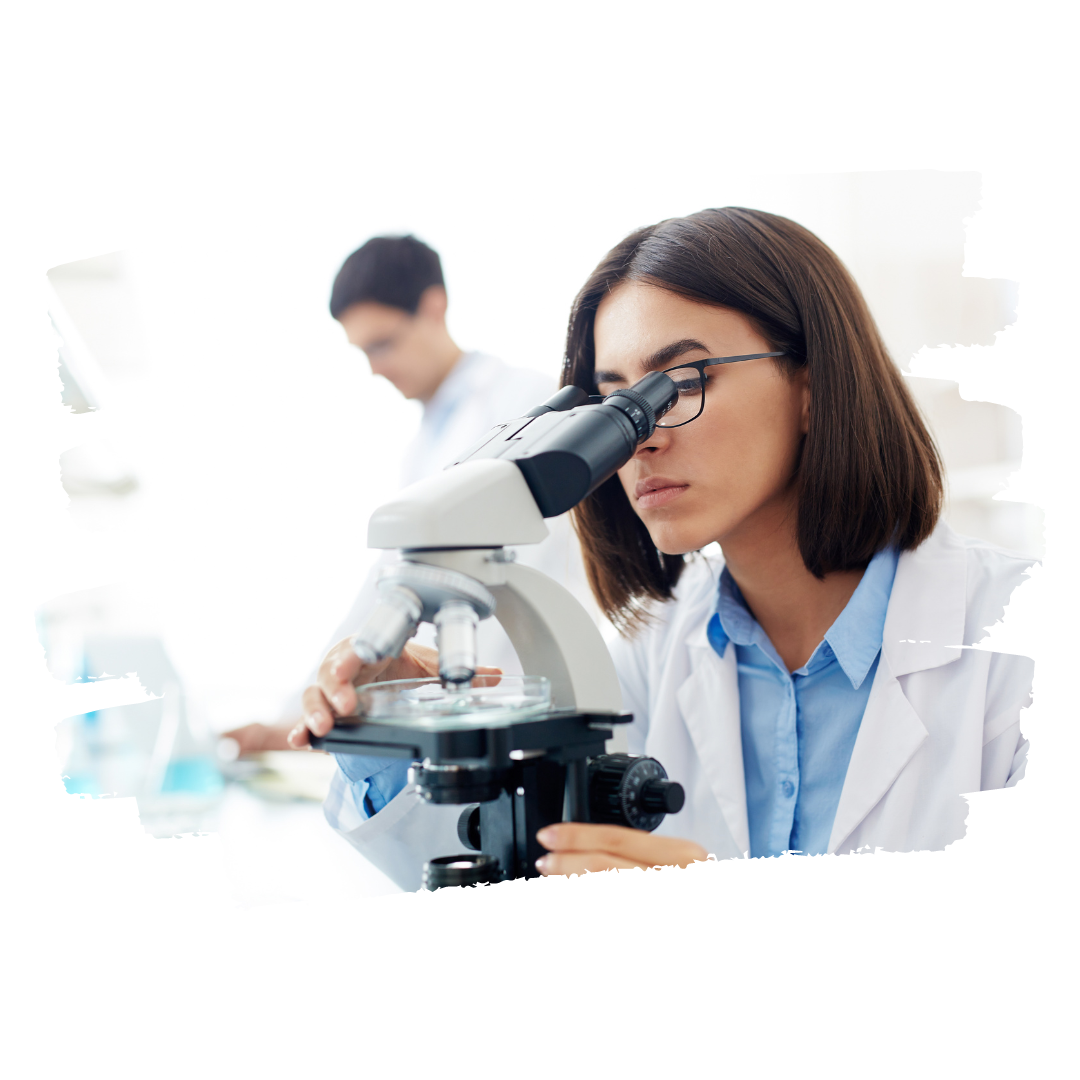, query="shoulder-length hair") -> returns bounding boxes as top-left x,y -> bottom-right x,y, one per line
562,207 -> 943,632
